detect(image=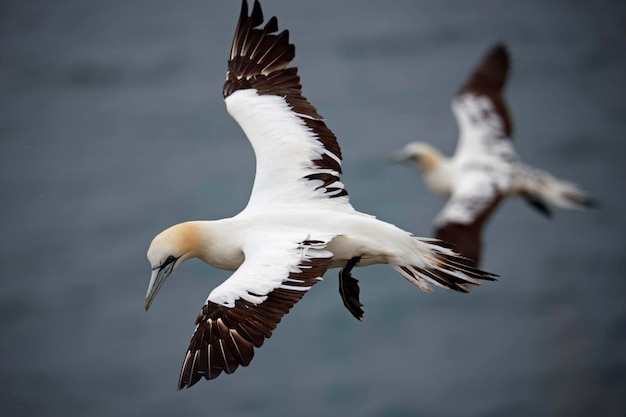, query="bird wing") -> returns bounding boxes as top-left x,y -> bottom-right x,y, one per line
223,1 -> 351,210
434,171 -> 503,267
451,44 -> 514,161
178,234 -> 333,388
